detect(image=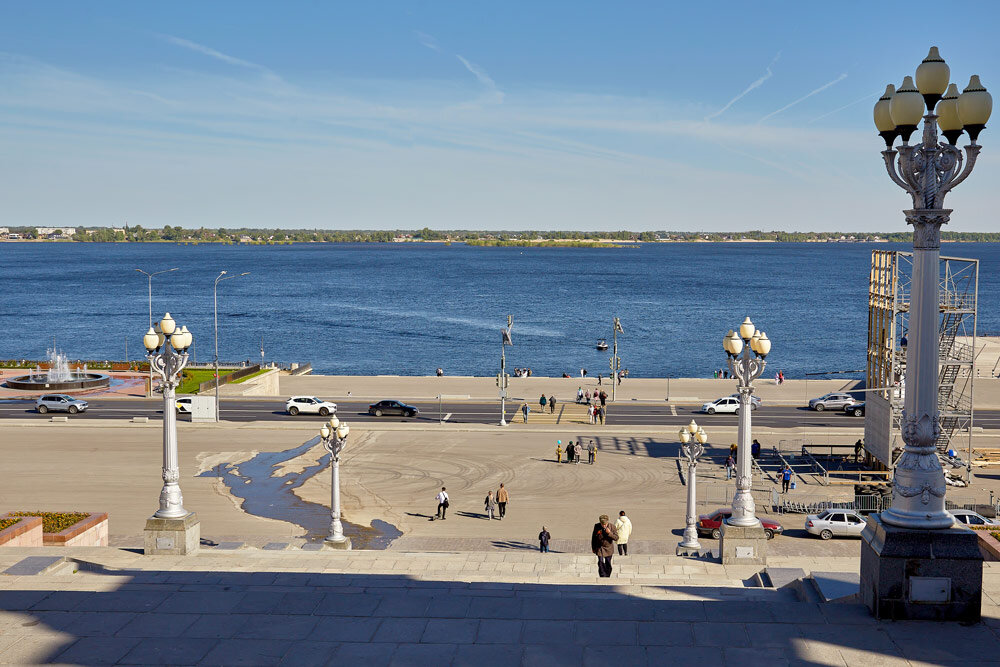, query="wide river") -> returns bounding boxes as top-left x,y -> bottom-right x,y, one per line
2,241 -> 998,379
